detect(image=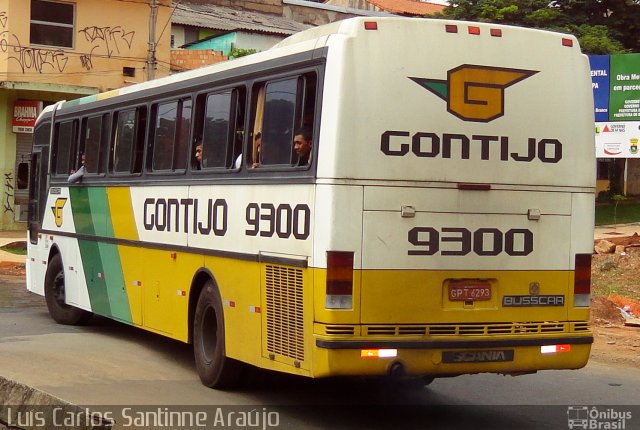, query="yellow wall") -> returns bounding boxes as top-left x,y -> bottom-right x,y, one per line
1,0 -> 172,91
0,91 -> 17,230
0,0 -> 172,230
